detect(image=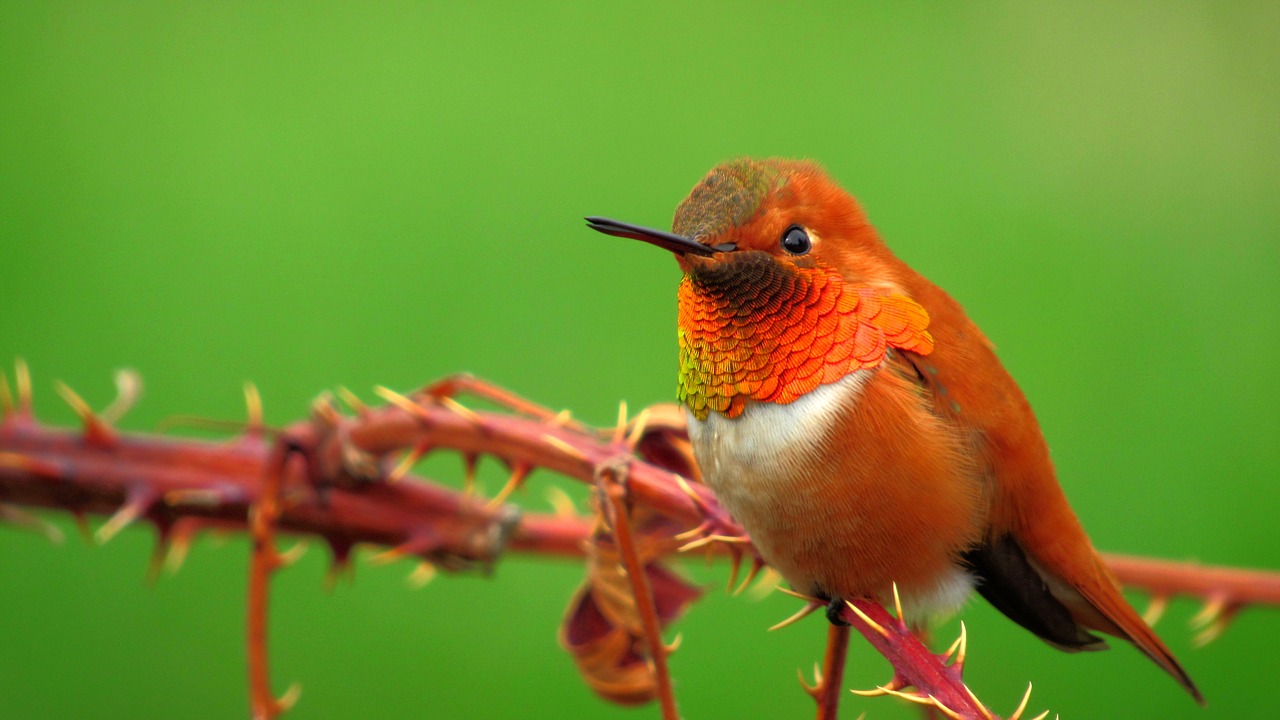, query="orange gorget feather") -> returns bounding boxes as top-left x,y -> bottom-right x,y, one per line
677,252 -> 934,420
